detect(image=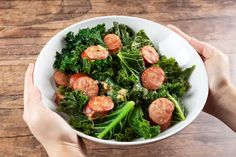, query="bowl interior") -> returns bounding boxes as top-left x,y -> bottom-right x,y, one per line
34,16 -> 208,146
